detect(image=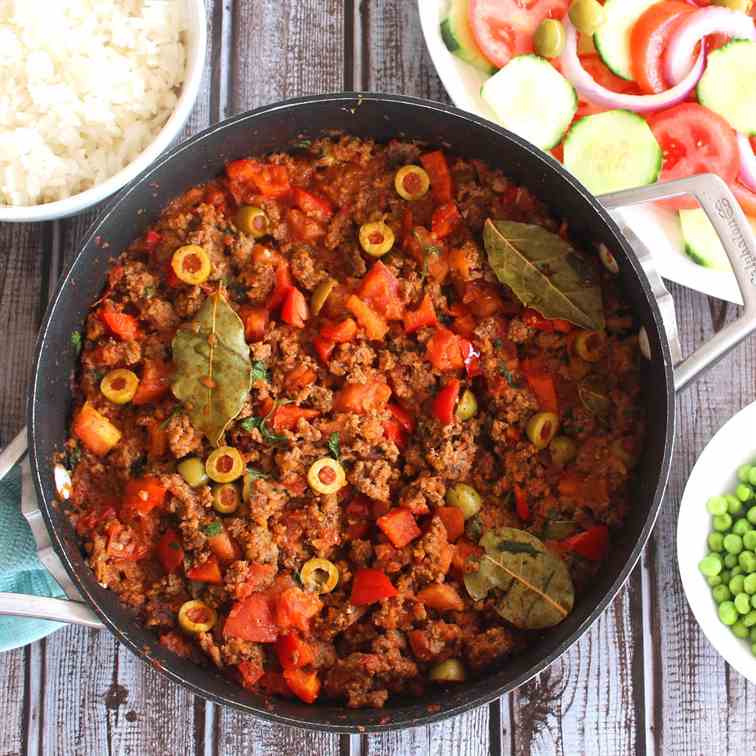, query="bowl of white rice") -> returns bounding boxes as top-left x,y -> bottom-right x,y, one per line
0,0 -> 207,222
